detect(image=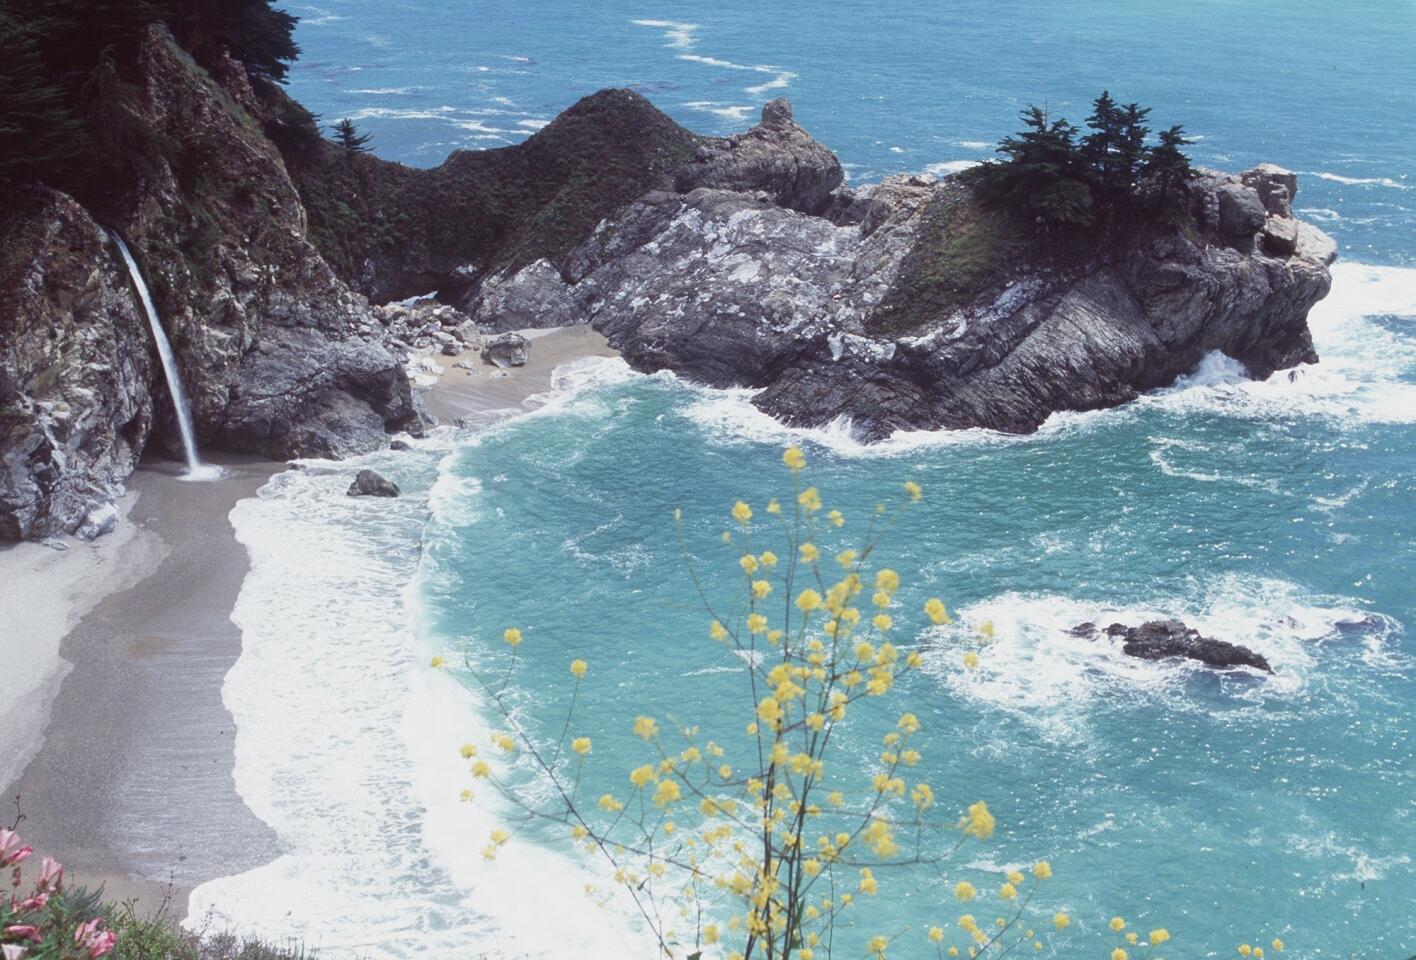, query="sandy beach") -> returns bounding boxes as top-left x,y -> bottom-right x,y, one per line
0,325 -> 615,920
